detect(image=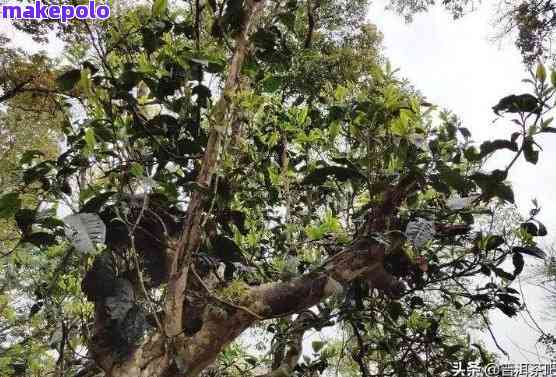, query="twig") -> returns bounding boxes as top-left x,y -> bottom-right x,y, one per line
191,267 -> 264,320
480,311 -> 509,358
129,193 -> 165,336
